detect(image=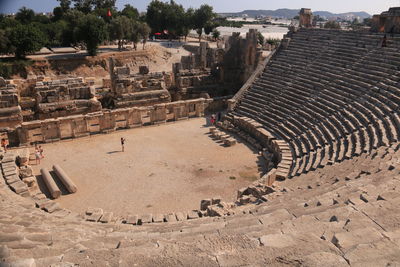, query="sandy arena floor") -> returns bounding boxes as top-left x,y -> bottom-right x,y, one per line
30,118 -> 263,217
